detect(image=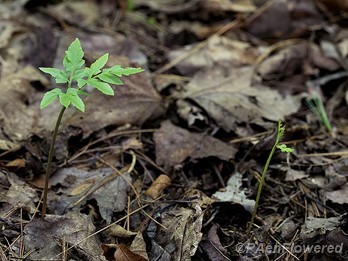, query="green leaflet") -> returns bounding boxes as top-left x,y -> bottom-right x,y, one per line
96,73 -> 123,85
39,68 -> 68,84
90,53 -> 109,75
64,38 -> 85,72
40,88 -> 62,109
87,78 -> 114,95
106,65 -> 144,77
